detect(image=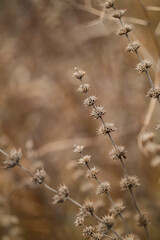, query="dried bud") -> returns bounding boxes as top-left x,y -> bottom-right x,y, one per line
146,87 -> 160,99
117,24 -> 133,35
83,200 -> 94,214
96,181 -> 111,195
137,213 -> 150,227
109,201 -> 125,216
112,9 -> 126,19
84,96 -> 97,106
73,67 -> 85,80
109,146 -> 126,160
105,0 -> 114,9
93,233 -> 104,240
98,122 -> 116,135
32,168 -> 46,184
73,145 -> 84,153
77,83 -> 90,93
75,215 -> 85,226
3,148 -> 22,169
82,226 -> 95,238
78,155 -> 91,166
126,41 -> 140,52
136,60 -> 152,73
52,184 -> 69,204
90,106 -> 106,119
102,215 -> 114,229
86,166 -> 99,179
120,176 -> 140,191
